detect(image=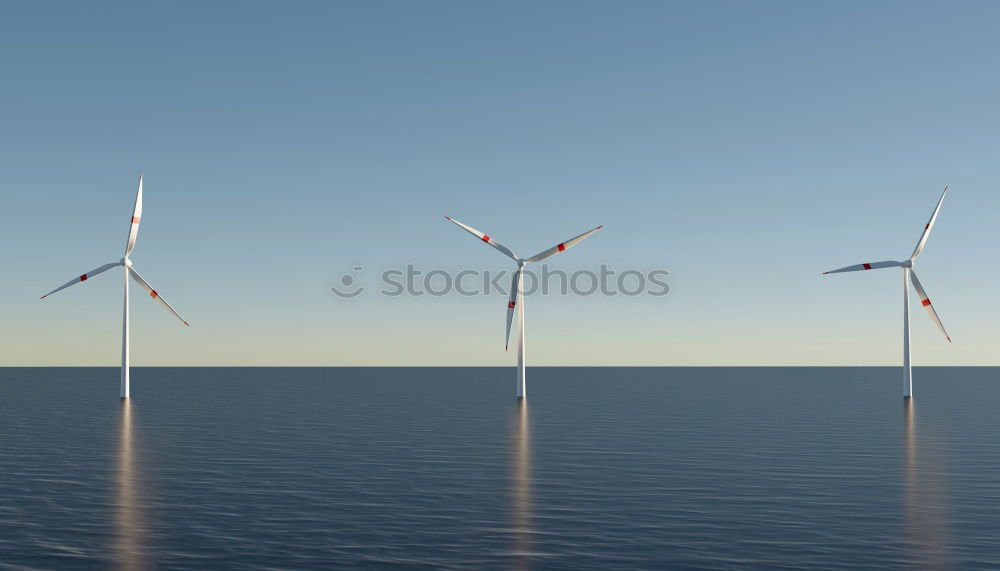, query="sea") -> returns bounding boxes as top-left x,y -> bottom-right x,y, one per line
1,367 -> 998,570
